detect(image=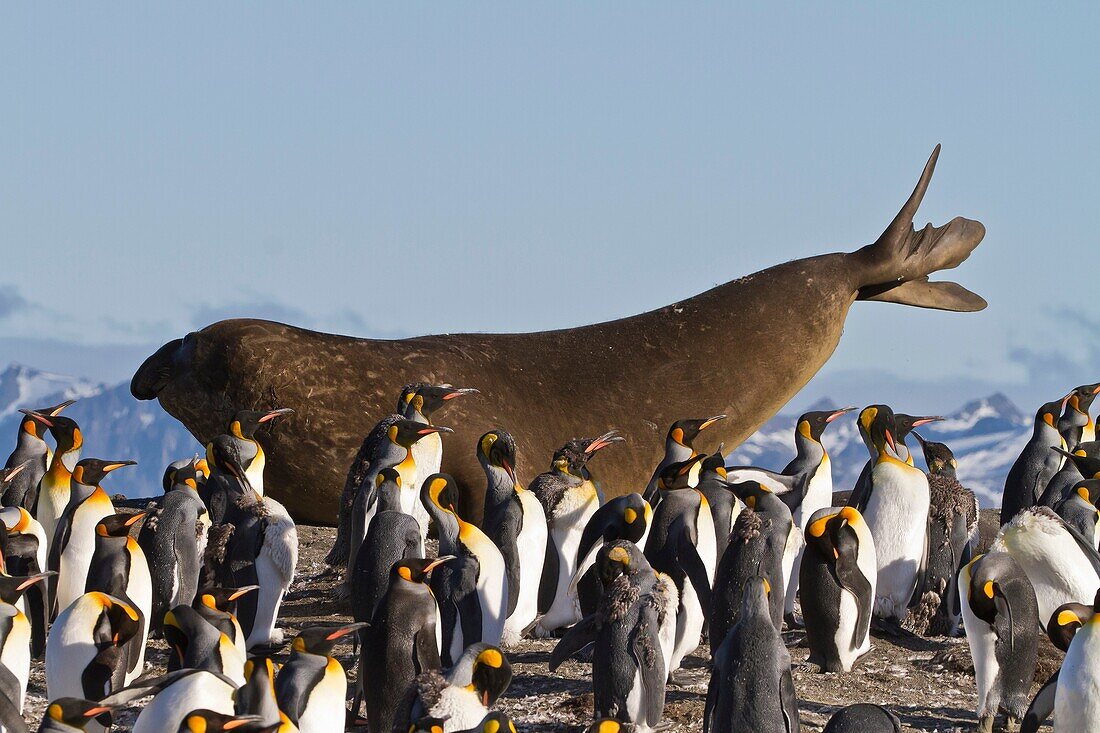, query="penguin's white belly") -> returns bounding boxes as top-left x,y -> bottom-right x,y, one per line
413,434 -> 443,484
538,491 -> 598,634
431,686 -> 488,733
833,587 -> 862,670
132,671 -> 235,733
999,524 -> 1100,626
0,611 -> 30,710
37,480 -> 69,552
125,544 -> 153,683
249,500 -> 297,648
468,533 -> 508,645
625,666 -> 646,725
1055,624 -> 1100,732
297,661 -> 347,733
863,462 -> 929,620
780,523 -> 803,608
671,579 -> 704,672
695,503 -> 718,583
504,492 -> 547,644
45,602 -> 99,701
